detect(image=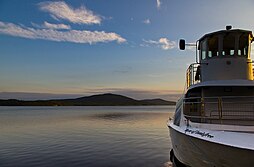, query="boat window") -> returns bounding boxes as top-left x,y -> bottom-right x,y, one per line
199,31 -> 252,59
200,39 -> 207,60
208,36 -> 219,58
230,50 -> 234,55
238,33 -> 249,57
223,33 -> 235,56
200,36 -> 219,60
